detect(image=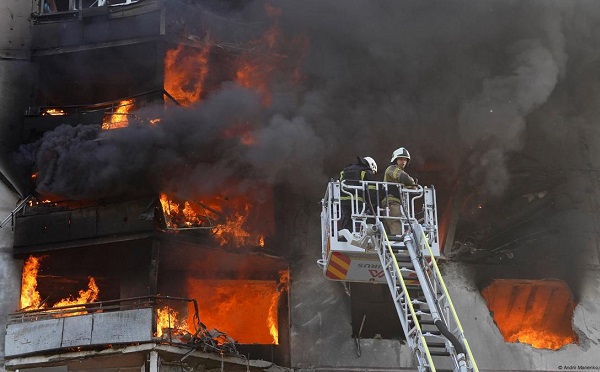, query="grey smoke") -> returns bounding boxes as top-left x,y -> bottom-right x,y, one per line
19,0 -> 599,202
459,39 -> 561,195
